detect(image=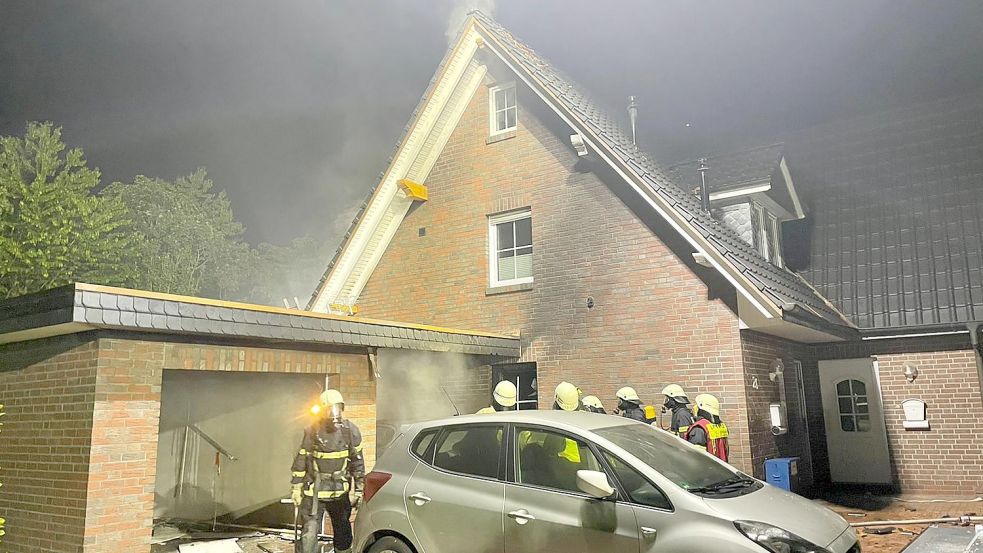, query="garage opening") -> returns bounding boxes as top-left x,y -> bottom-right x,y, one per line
154,369 -> 326,527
